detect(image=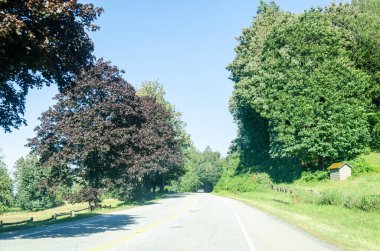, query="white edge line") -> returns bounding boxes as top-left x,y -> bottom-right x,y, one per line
217,197 -> 258,251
